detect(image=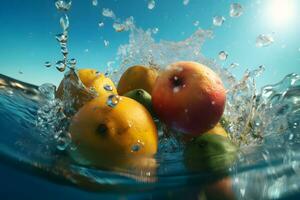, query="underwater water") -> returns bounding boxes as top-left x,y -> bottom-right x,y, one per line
1,0 -> 300,199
